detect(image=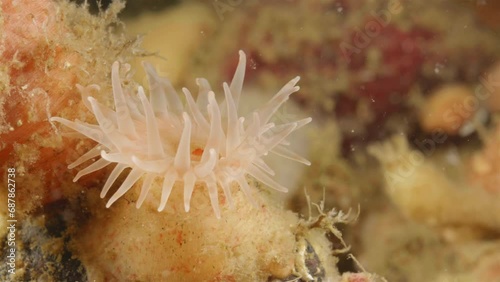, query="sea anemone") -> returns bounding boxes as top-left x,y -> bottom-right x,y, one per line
51,51 -> 311,218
